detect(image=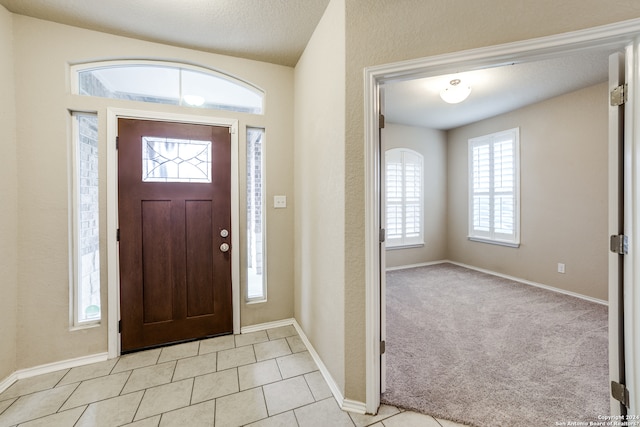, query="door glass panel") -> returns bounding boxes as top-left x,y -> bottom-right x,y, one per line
142,136 -> 212,183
